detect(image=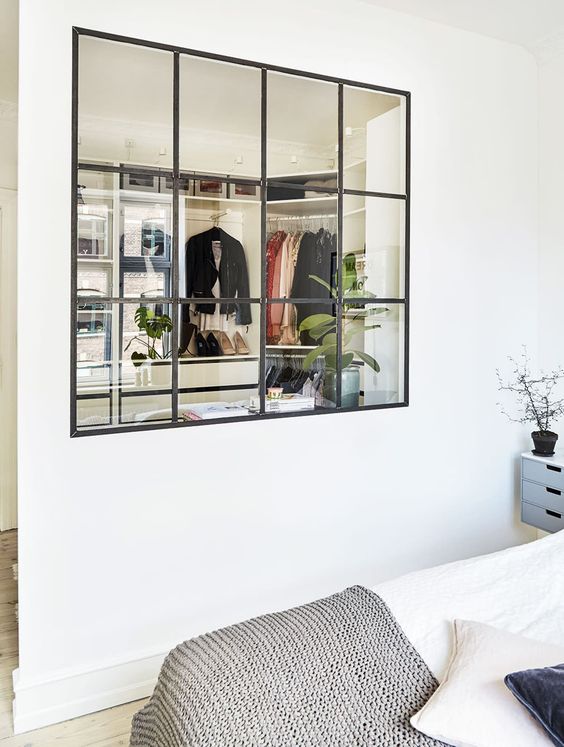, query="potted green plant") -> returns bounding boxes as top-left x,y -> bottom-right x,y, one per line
298,254 -> 386,407
125,306 -> 173,387
497,350 -> 564,456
